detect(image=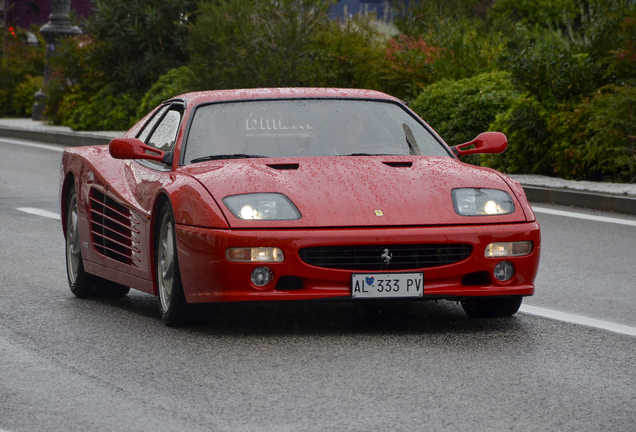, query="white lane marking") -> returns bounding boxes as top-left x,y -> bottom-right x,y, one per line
520,305 -> 636,337
532,206 -> 636,227
0,138 -> 65,152
16,207 -> 61,220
